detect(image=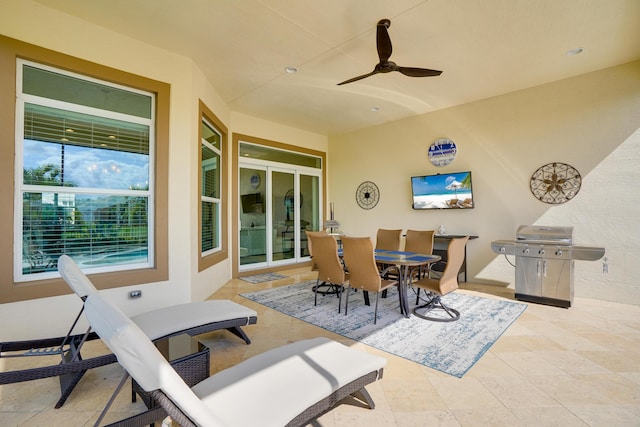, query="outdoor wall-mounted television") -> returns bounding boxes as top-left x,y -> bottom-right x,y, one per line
411,171 -> 474,210
241,193 -> 263,213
